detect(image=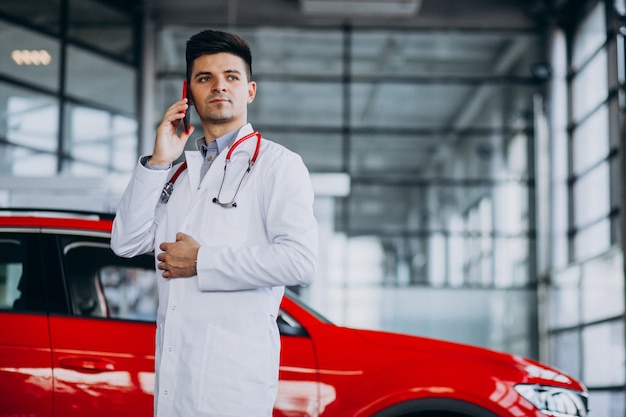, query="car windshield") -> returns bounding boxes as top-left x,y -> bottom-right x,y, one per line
285,288 -> 332,324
